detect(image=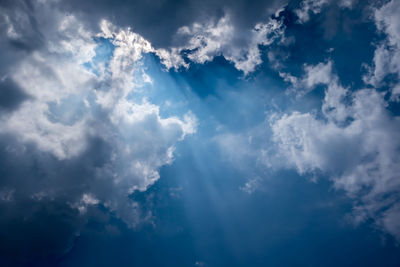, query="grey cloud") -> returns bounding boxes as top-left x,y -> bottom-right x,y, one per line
0,135 -> 103,262
55,0 -> 290,75
0,0 -> 44,52
0,77 -> 30,113
58,0 -> 287,48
